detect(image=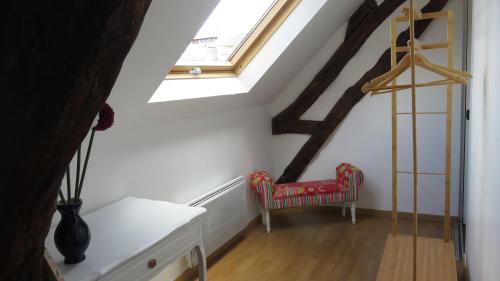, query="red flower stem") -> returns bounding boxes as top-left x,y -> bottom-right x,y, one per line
76,145 -> 81,196
66,167 -> 71,202
77,129 -> 95,200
